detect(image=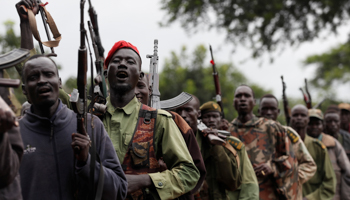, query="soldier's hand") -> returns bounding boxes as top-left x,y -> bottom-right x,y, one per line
0,108 -> 18,136
158,157 -> 167,172
126,174 -> 152,194
16,0 -> 39,22
253,163 -> 273,178
71,119 -> 90,163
